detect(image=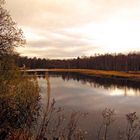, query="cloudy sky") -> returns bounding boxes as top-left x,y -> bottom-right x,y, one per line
5,0 -> 140,59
